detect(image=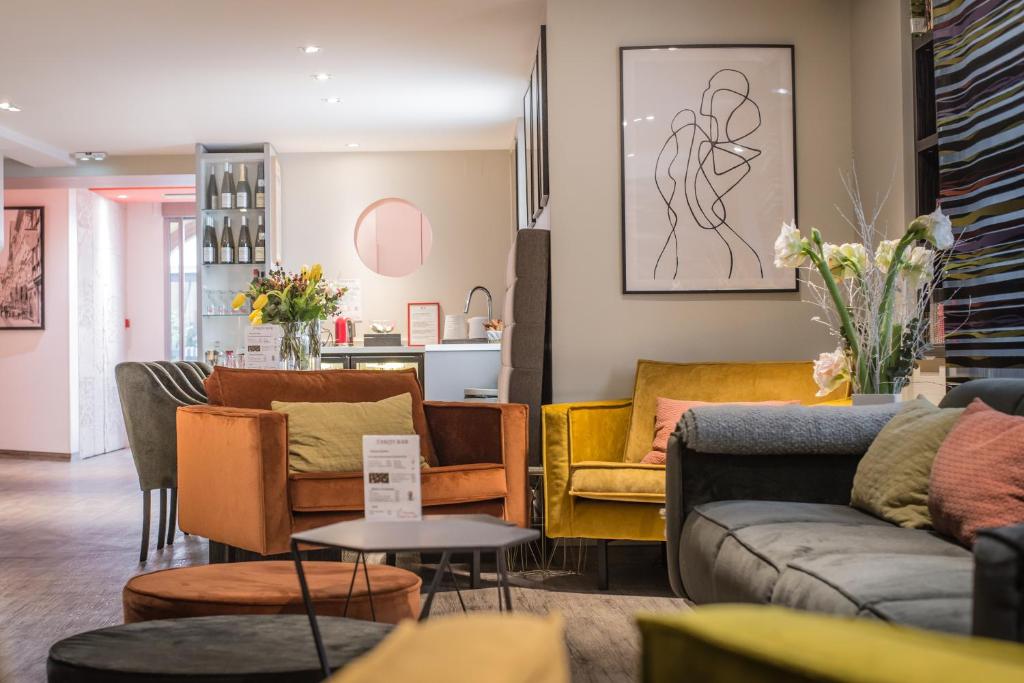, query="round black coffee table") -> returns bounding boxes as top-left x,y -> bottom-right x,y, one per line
47,614 -> 391,682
